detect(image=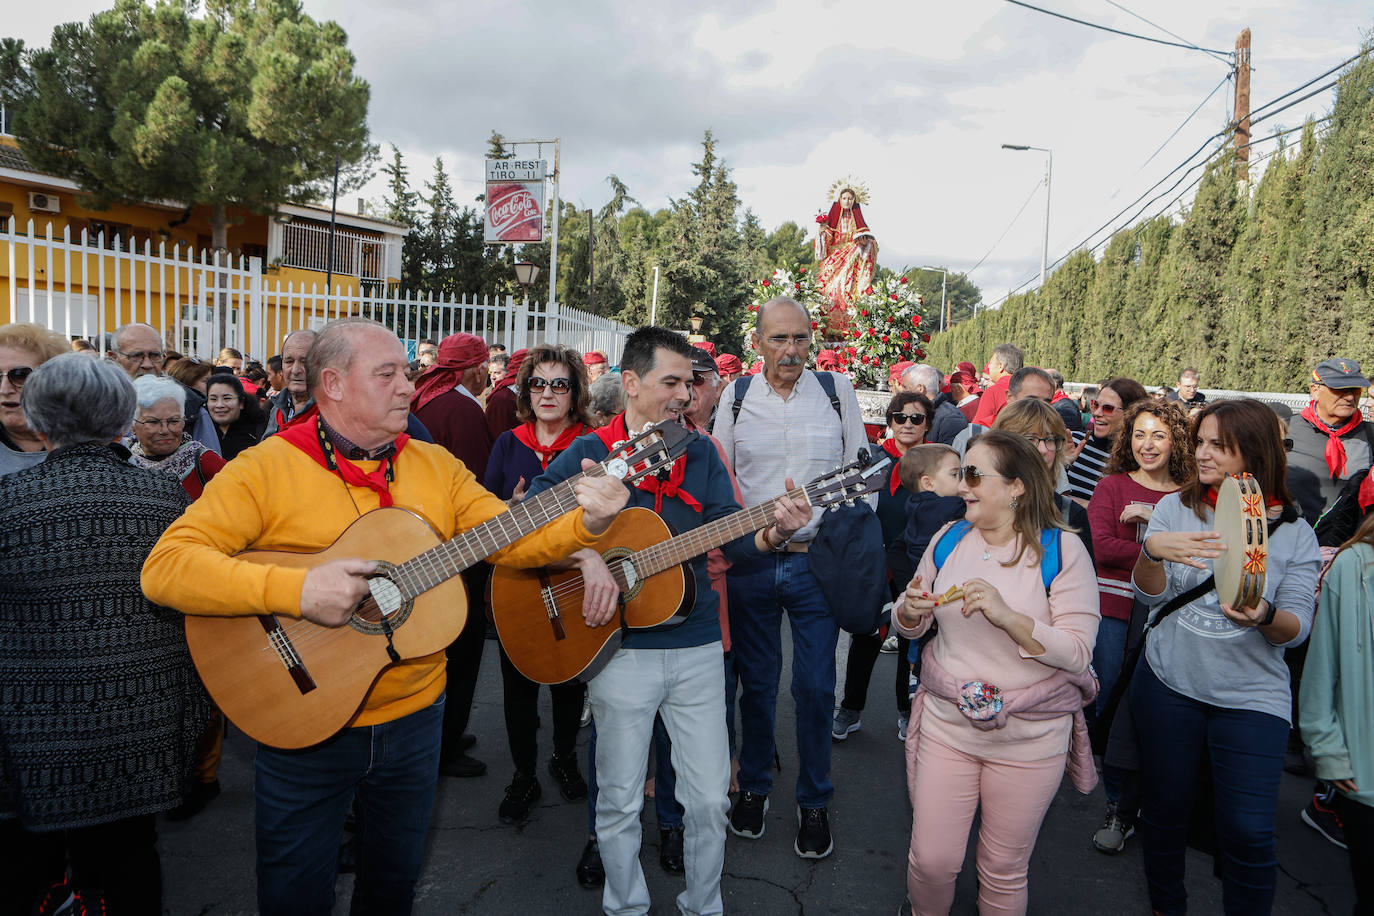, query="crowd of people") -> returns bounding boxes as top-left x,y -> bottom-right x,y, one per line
0,301 -> 1370,916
